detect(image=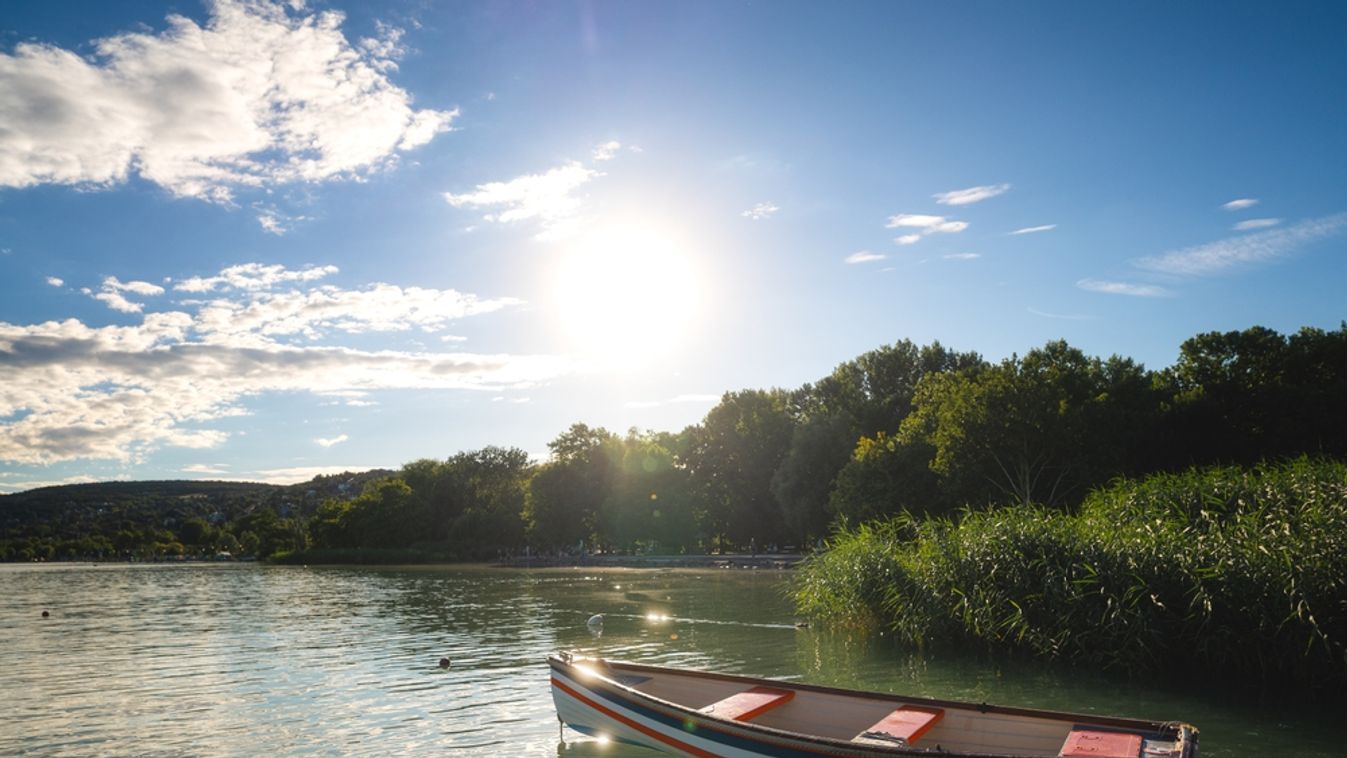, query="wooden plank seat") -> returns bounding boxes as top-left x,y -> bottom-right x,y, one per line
699,686 -> 794,721
1059,729 -> 1142,757
852,706 -> 945,747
